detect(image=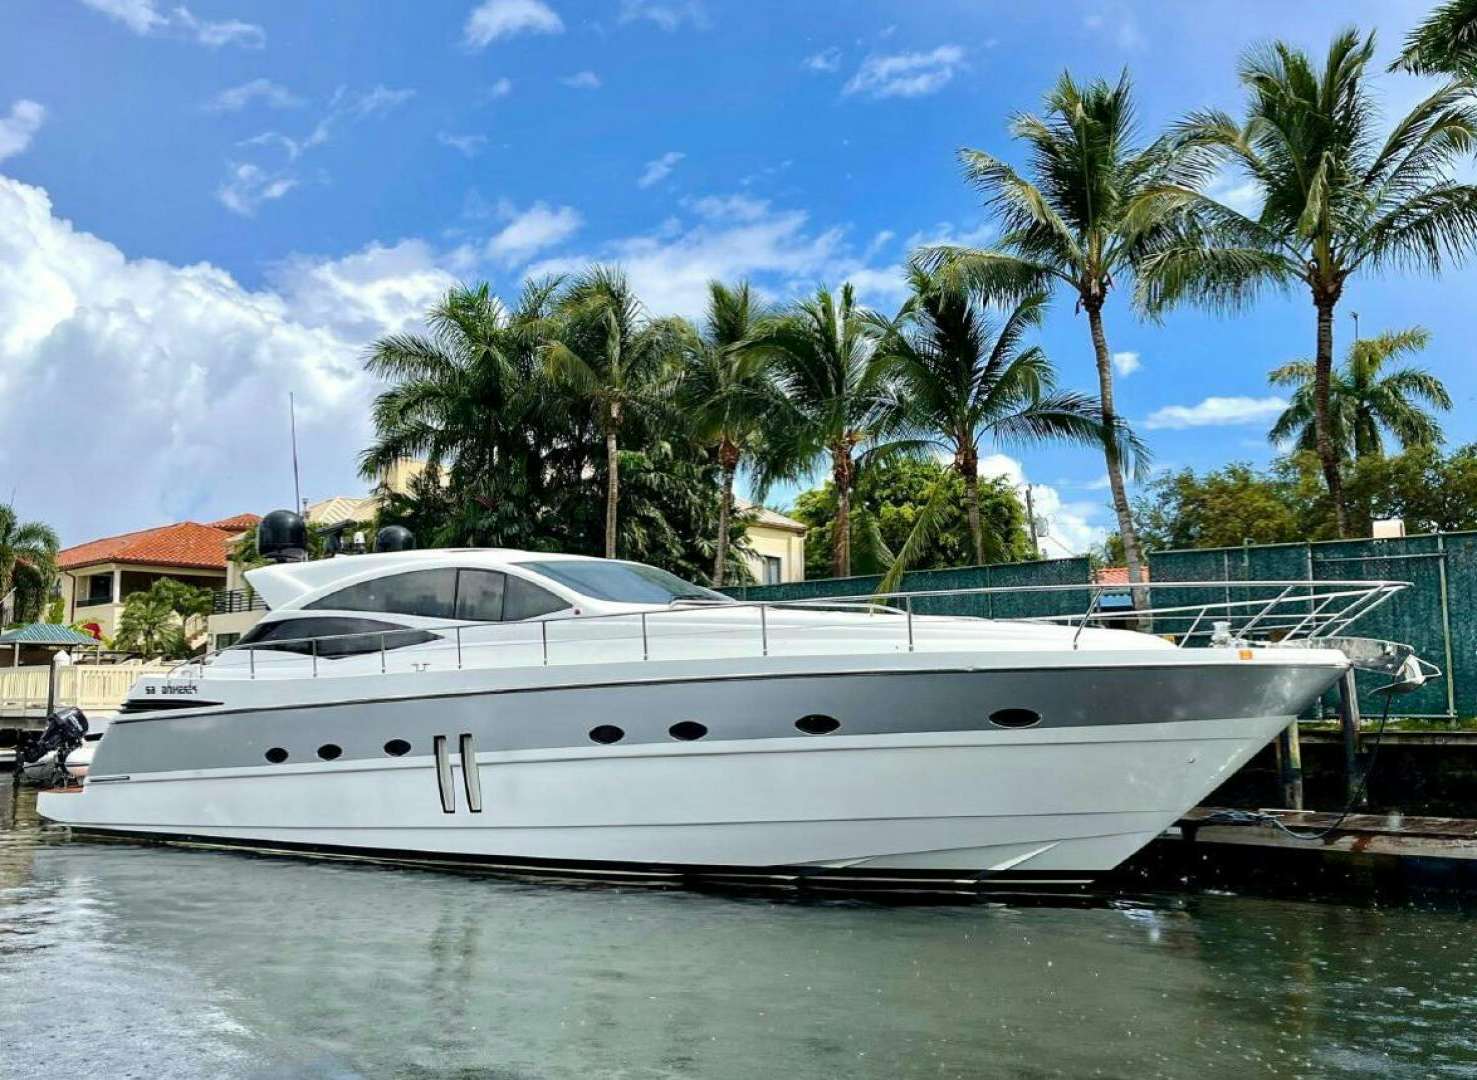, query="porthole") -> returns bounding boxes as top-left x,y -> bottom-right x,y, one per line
384,739 -> 411,757
589,725 -> 625,745
668,721 -> 708,741
795,714 -> 840,736
989,708 -> 1040,729
264,747 -> 288,764
317,743 -> 343,760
